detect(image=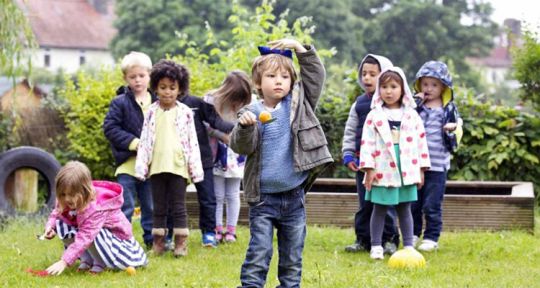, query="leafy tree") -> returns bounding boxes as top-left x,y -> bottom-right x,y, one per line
363,0 -> 497,86
0,0 -> 36,76
172,0 -> 334,97
242,0 -> 388,63
110,0 -> 233,62
512,32 -> 540,111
